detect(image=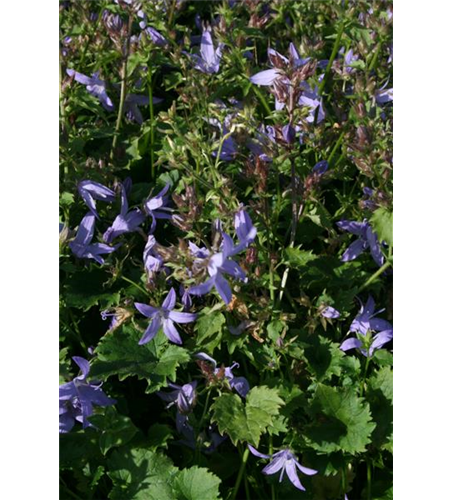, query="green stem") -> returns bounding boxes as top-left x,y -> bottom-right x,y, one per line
360,356 -> 370,398
318,22 -> 345,95
120,276 -> 149,297
269,436 -> 276,500
327,130 -> 345,166
368,42 -> 381,73
110,15 -> 133,160
59,45 -> 67,136
147,69 -> 155,179
168,0 -> 177,27
366,459 -> 372,500
358,260 -> 392,292
231,446 -> 250,500
60,477 -> 83,500
252,86 -> 273,116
